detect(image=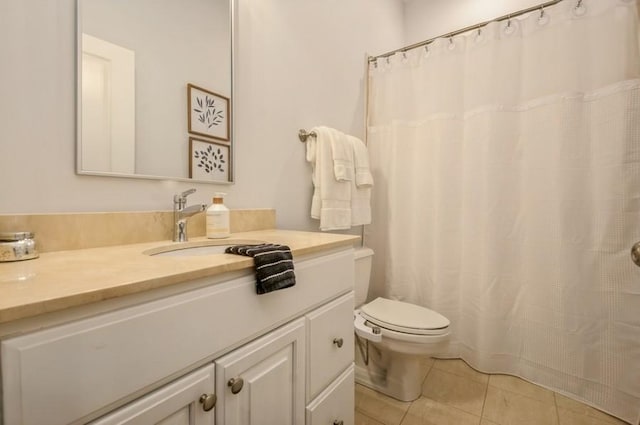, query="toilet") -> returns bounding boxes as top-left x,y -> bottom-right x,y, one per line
353,247 -> 450,401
